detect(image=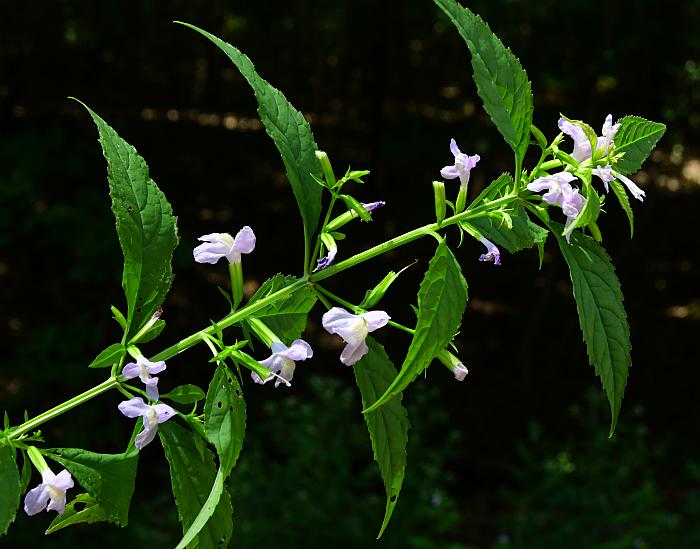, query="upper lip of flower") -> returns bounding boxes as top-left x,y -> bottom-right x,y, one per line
193,226 -> 256,264
252,339 -> 313,388
321,307 -> 390,366
440,138 -> 480,189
